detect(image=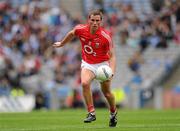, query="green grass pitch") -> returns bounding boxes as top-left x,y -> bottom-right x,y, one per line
0,109 -> 180,131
